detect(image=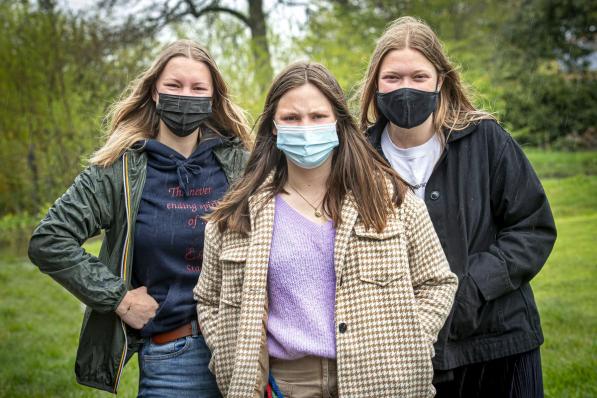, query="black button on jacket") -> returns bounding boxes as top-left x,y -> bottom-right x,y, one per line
368,118 -> 557,371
